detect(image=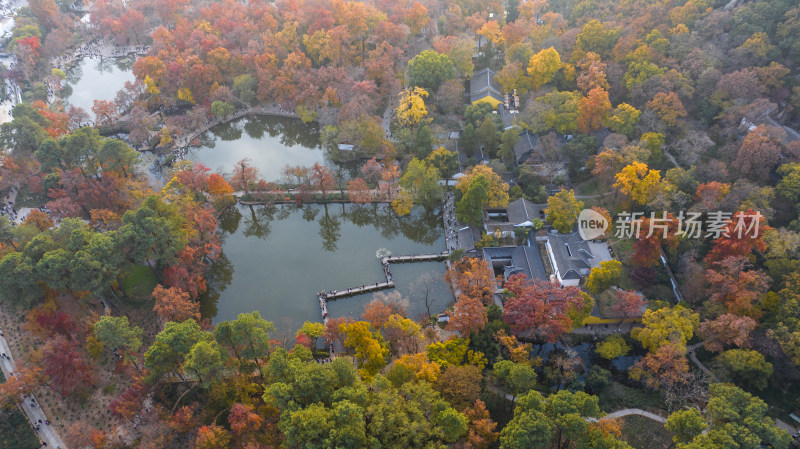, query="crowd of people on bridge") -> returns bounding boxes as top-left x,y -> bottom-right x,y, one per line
443,192 -> 459,251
